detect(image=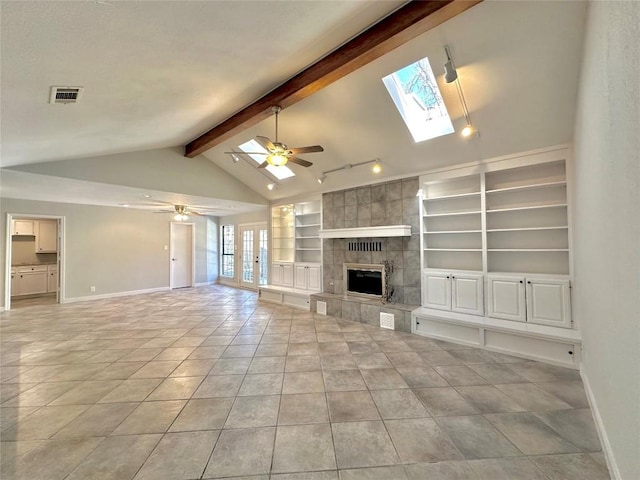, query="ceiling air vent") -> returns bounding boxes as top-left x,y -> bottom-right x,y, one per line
49,86 -> 83,104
